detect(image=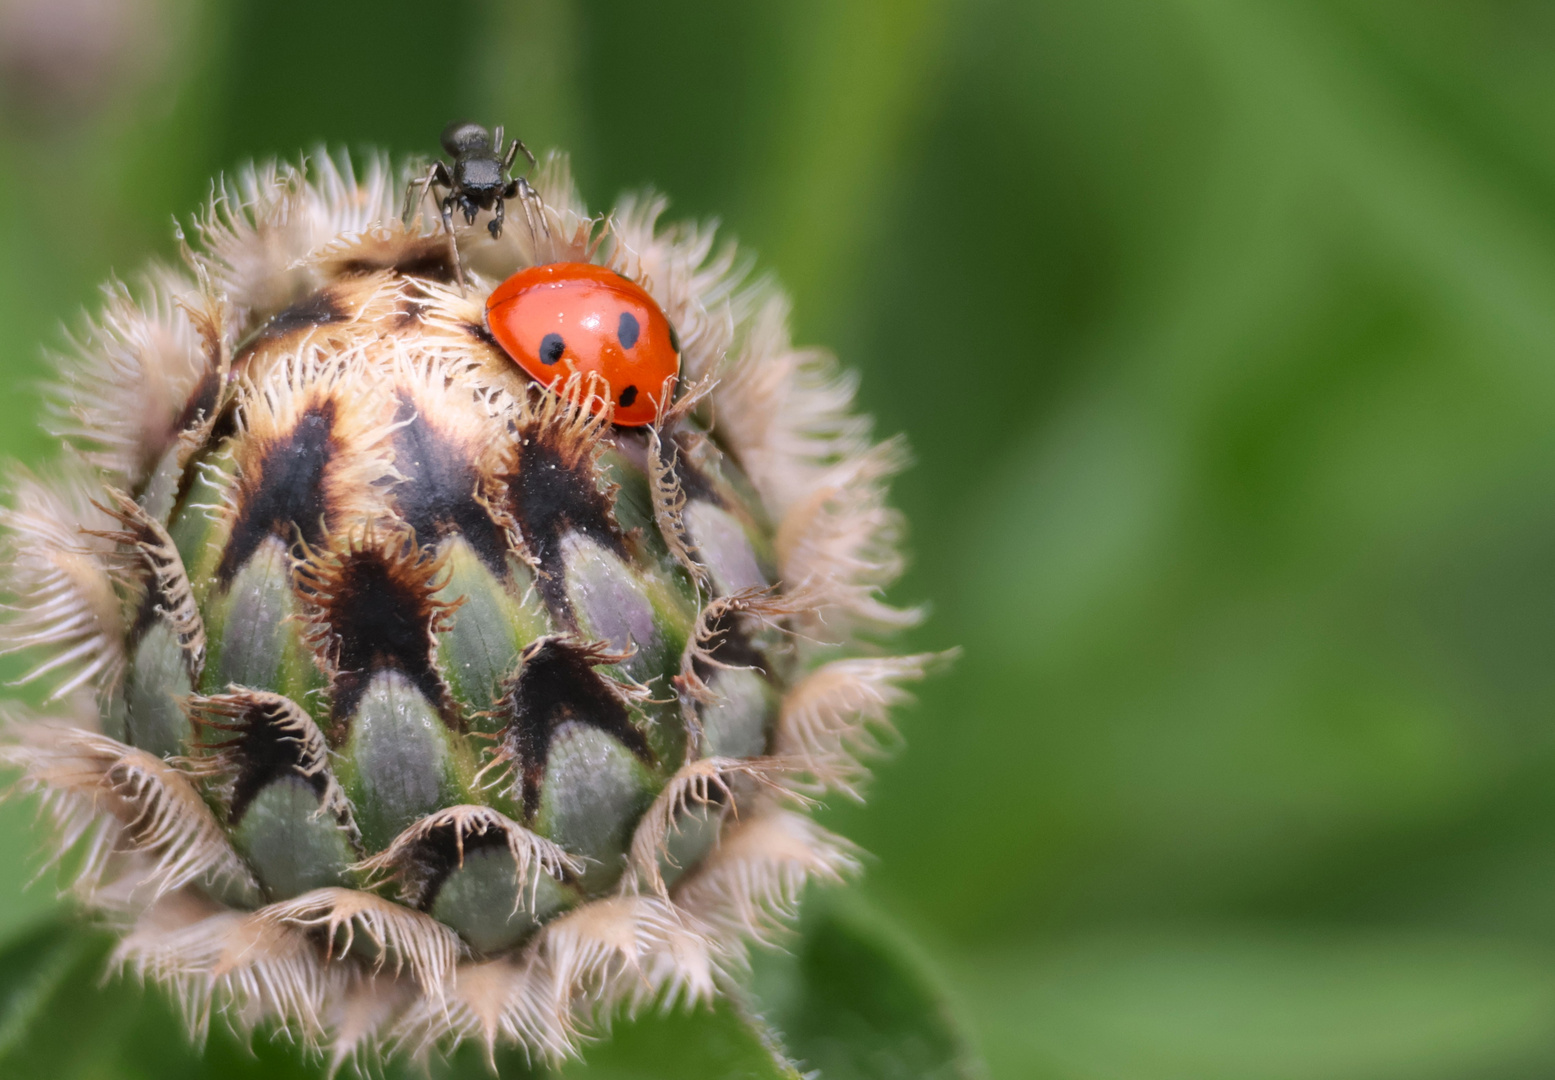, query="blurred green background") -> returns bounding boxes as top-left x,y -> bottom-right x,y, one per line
7,0 -> 1555,1077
